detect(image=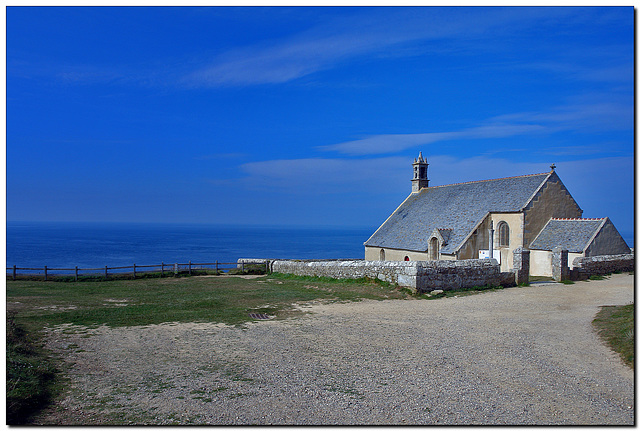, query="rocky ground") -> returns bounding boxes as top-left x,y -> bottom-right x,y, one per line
34,274 -> 634,425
